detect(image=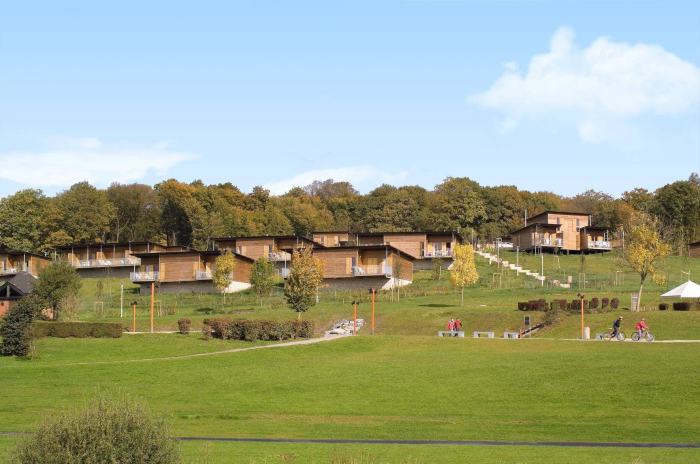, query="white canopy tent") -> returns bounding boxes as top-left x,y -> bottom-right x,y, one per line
660,280 -> 700,299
